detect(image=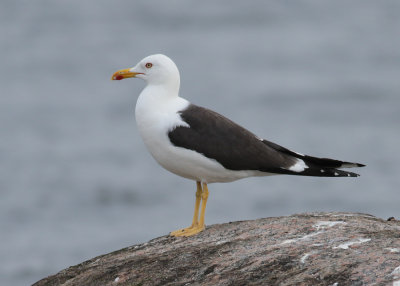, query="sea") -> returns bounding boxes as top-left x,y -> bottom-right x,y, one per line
1,1 -> 399,285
